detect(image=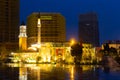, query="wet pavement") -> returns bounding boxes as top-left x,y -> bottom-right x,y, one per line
0,63 -> 120,80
